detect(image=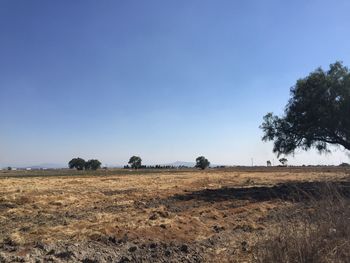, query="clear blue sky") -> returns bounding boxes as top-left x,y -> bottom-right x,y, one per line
1,0 -> 350,167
